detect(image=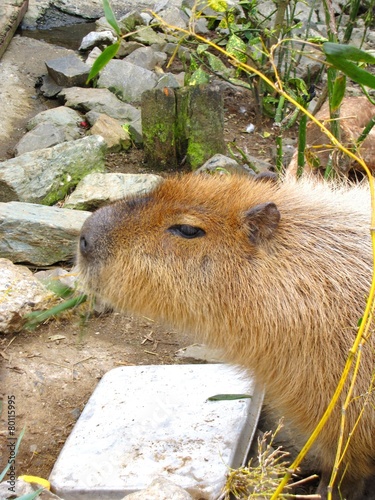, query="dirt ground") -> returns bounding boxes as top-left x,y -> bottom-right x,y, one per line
0,55 -> 299,489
